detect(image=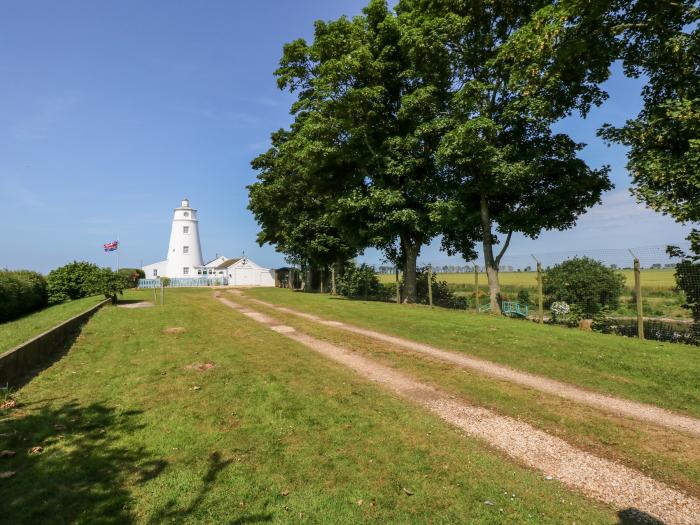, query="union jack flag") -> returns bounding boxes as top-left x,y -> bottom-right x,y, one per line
103,240 -> 119,252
